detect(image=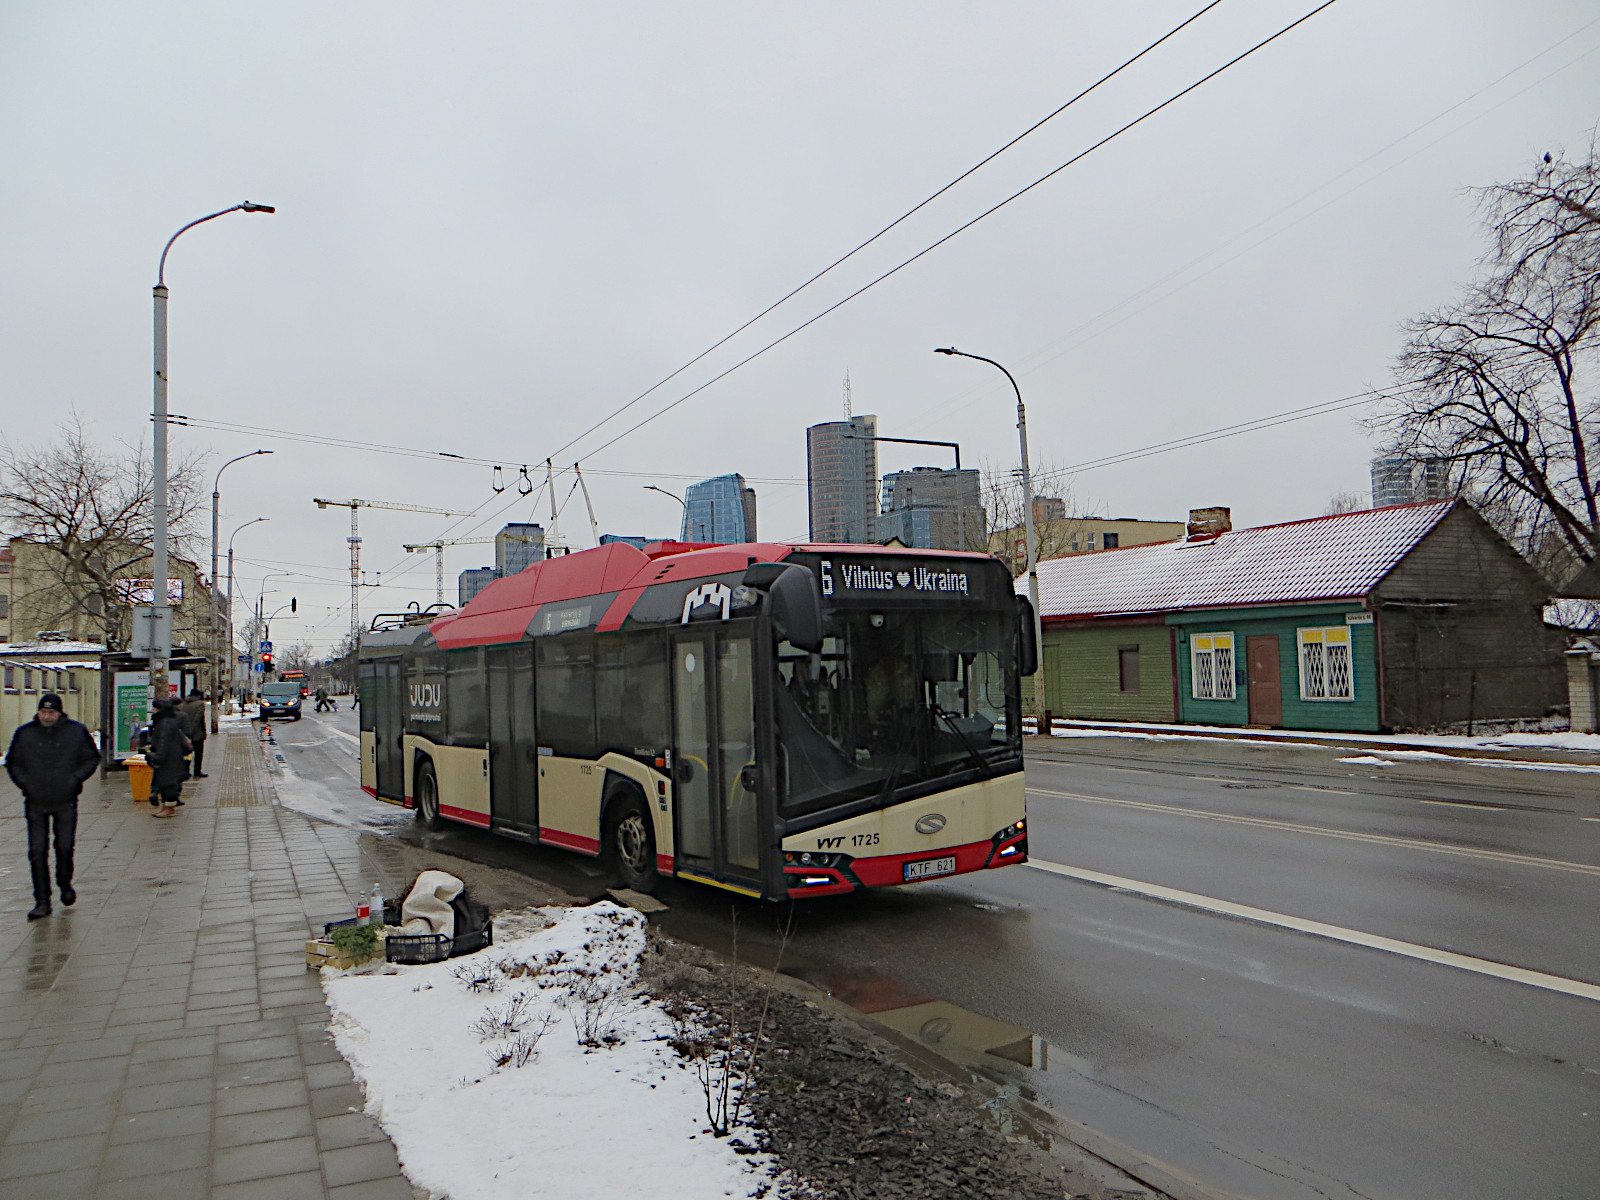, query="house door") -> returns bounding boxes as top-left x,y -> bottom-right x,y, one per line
1246,635 -> 1283,726
487,646 -> 539,833
671,629 -> 761,888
